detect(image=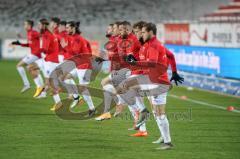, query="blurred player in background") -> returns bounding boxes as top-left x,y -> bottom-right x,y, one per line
57,21 -> 67,63
95,21 -> 128,121
11,20 -> 44,97
37,18 -> 62,109
60,21 -> 96,116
